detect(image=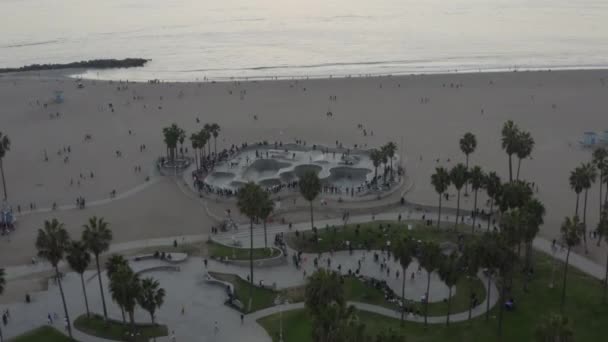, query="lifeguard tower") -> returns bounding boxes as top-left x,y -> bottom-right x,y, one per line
54,90 -> 64,104
580,131 -> 597,147
599,130 -> 608,145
